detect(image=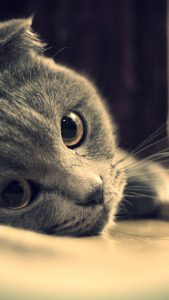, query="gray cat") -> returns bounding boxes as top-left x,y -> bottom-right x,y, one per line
0,18 -> 168,236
